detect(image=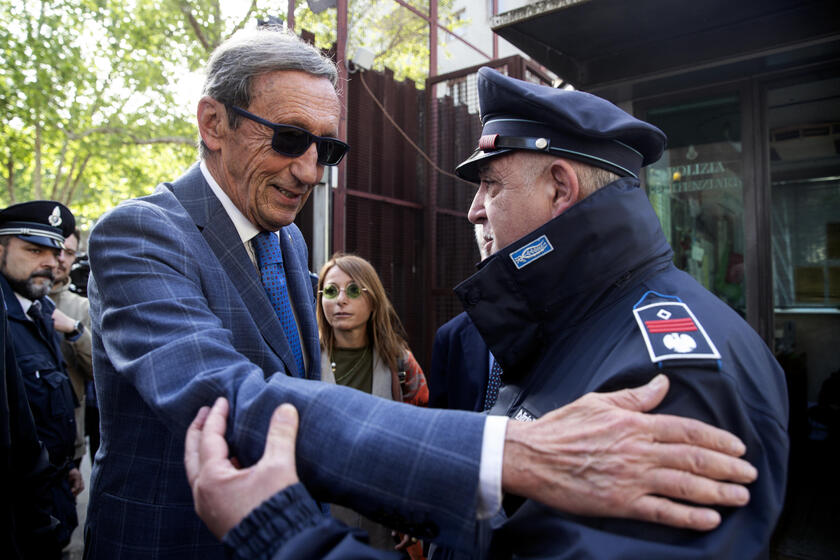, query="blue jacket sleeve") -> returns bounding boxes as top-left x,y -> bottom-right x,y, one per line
223,483 -> 401,560
88,196 -> 486,550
